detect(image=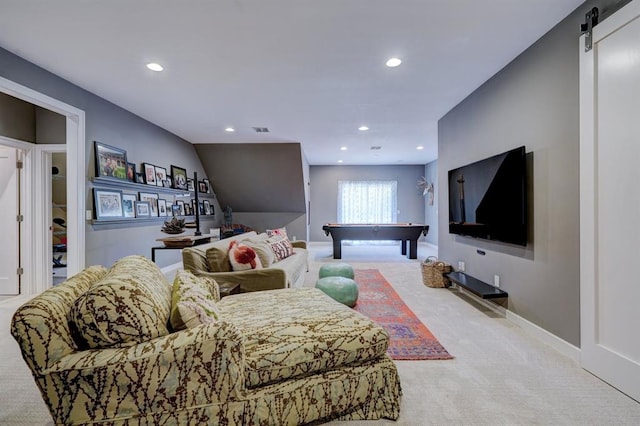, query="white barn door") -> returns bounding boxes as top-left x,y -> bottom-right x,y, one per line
0,146 -> 20,294
580,0 -> 640,402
